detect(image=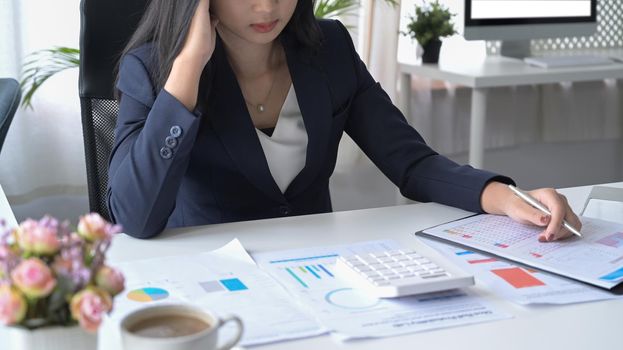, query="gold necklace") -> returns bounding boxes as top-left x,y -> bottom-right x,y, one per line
243,71 -> 278,113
